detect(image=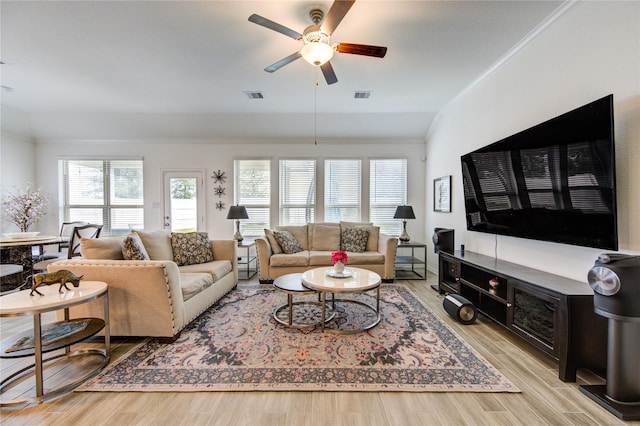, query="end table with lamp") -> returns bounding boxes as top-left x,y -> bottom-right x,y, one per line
393,206 -> 426,279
